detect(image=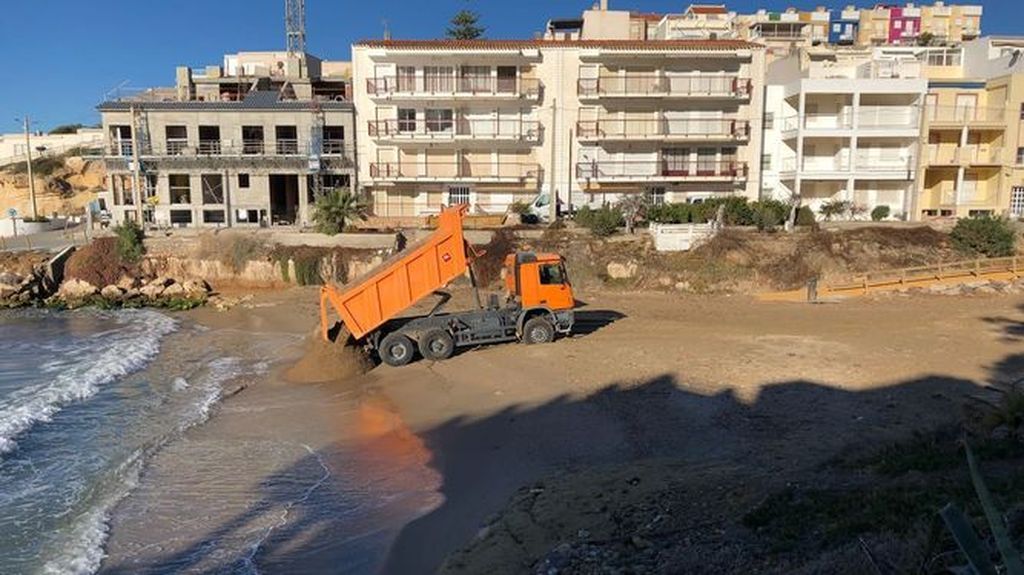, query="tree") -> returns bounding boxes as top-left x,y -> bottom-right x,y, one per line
49,123 -> 85,135
447,10 -> 484,40
917,31 -> 935,46
312,190 -> 368,235
617,194 -> 651,234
